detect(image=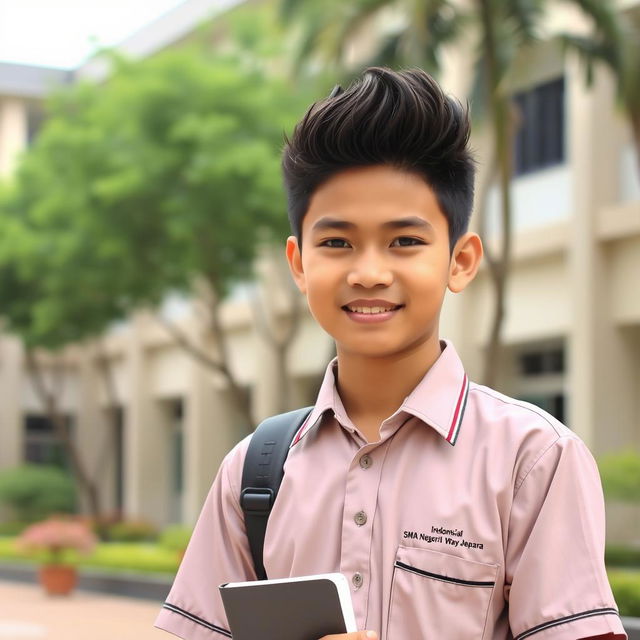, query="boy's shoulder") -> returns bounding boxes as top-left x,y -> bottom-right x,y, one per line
466,380 -> 591,484
468,380 -> 572,440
